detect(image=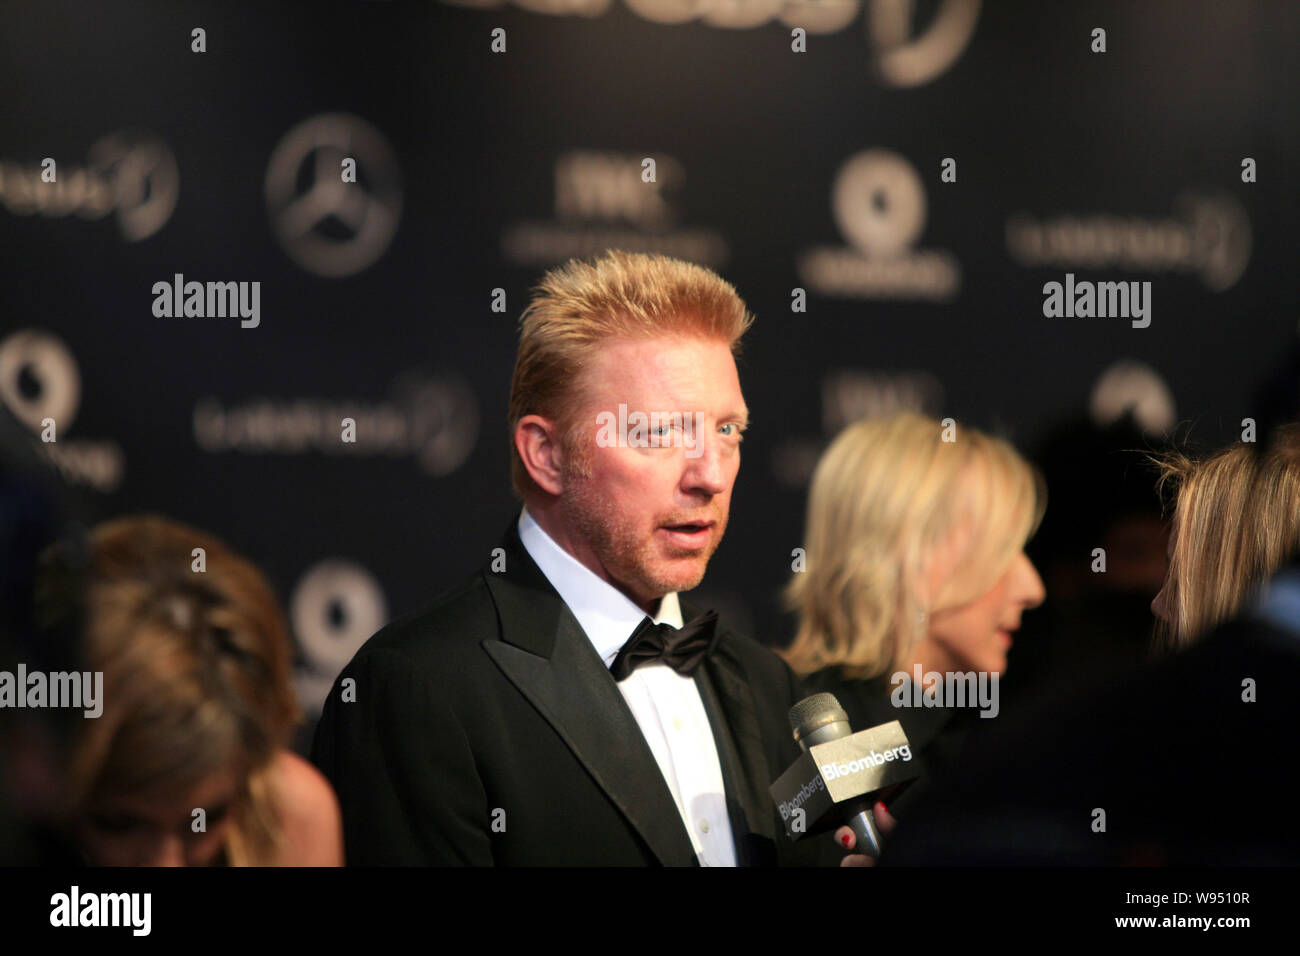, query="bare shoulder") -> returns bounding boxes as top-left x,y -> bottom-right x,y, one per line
270,749 -> 344,866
